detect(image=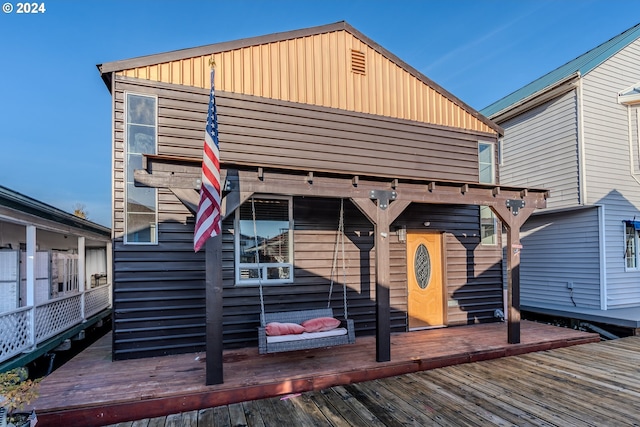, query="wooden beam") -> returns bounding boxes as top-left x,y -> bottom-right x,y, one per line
169,189 -> 199,215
